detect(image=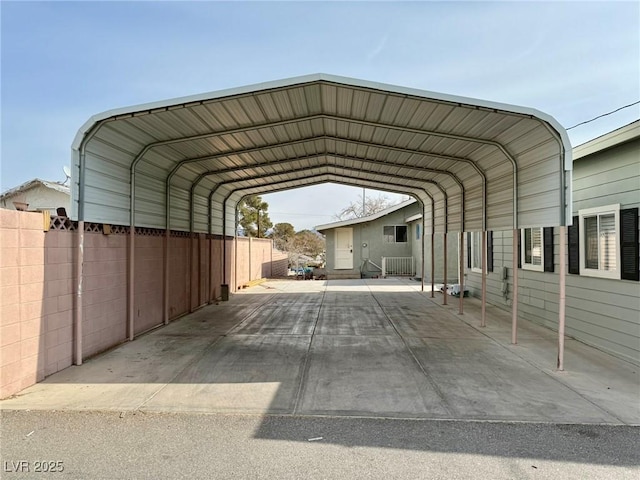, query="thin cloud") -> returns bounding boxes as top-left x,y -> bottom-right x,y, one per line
367,34 -> 389,61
